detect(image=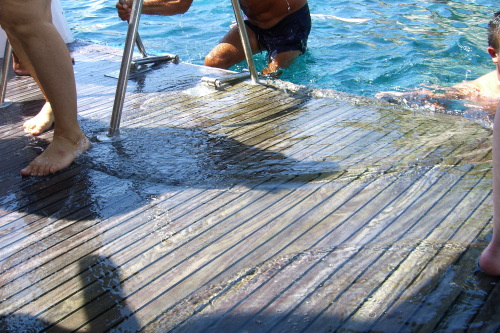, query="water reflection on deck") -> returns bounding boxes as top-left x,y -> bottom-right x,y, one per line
0,42 -> 499,332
